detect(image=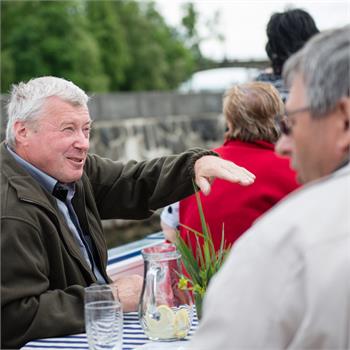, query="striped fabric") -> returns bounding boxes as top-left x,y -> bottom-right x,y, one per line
22,311 -> 198,350
21,233 -> 199,349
